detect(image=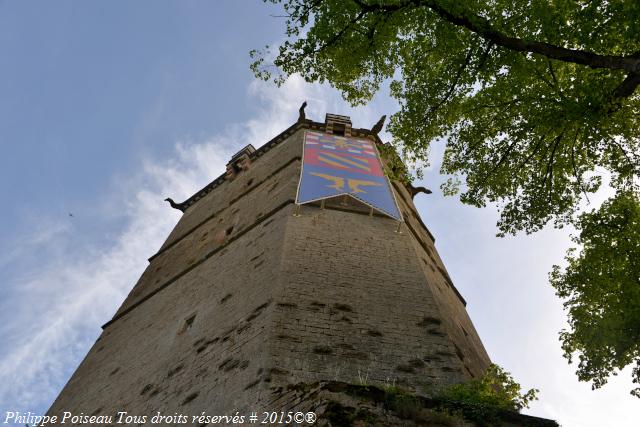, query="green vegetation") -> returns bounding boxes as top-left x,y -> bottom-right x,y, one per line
436,364 -> 539,412
314,365 -> 544,426
252,0 -> 640,395
381,385 -> 464,426
550,191 -> 640,397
